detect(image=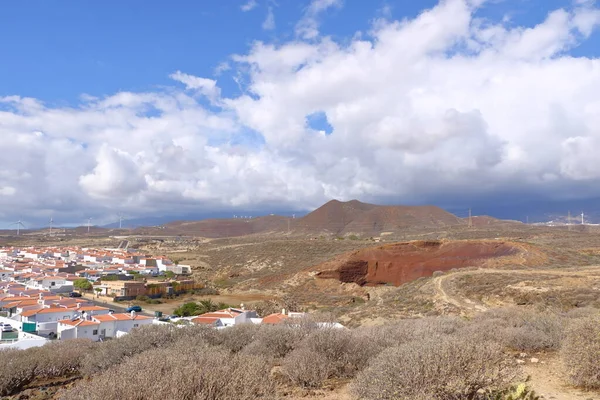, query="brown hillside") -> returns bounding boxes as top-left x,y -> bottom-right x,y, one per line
296,200 -> 465,235
315,240 -> 521,286
133,200 -> 467,238
294,200 -> 377,234
143,215 -> 290,238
